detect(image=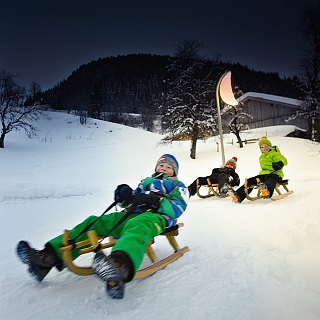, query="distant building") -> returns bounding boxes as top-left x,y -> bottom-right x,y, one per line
234,92 -> 307,131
